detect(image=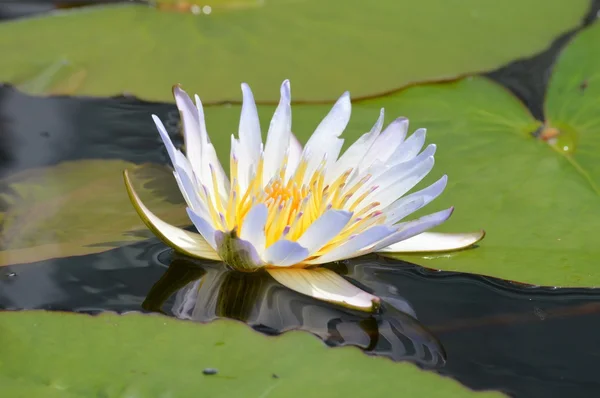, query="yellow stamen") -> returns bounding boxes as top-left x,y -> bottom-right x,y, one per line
202,146 -> 390,266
